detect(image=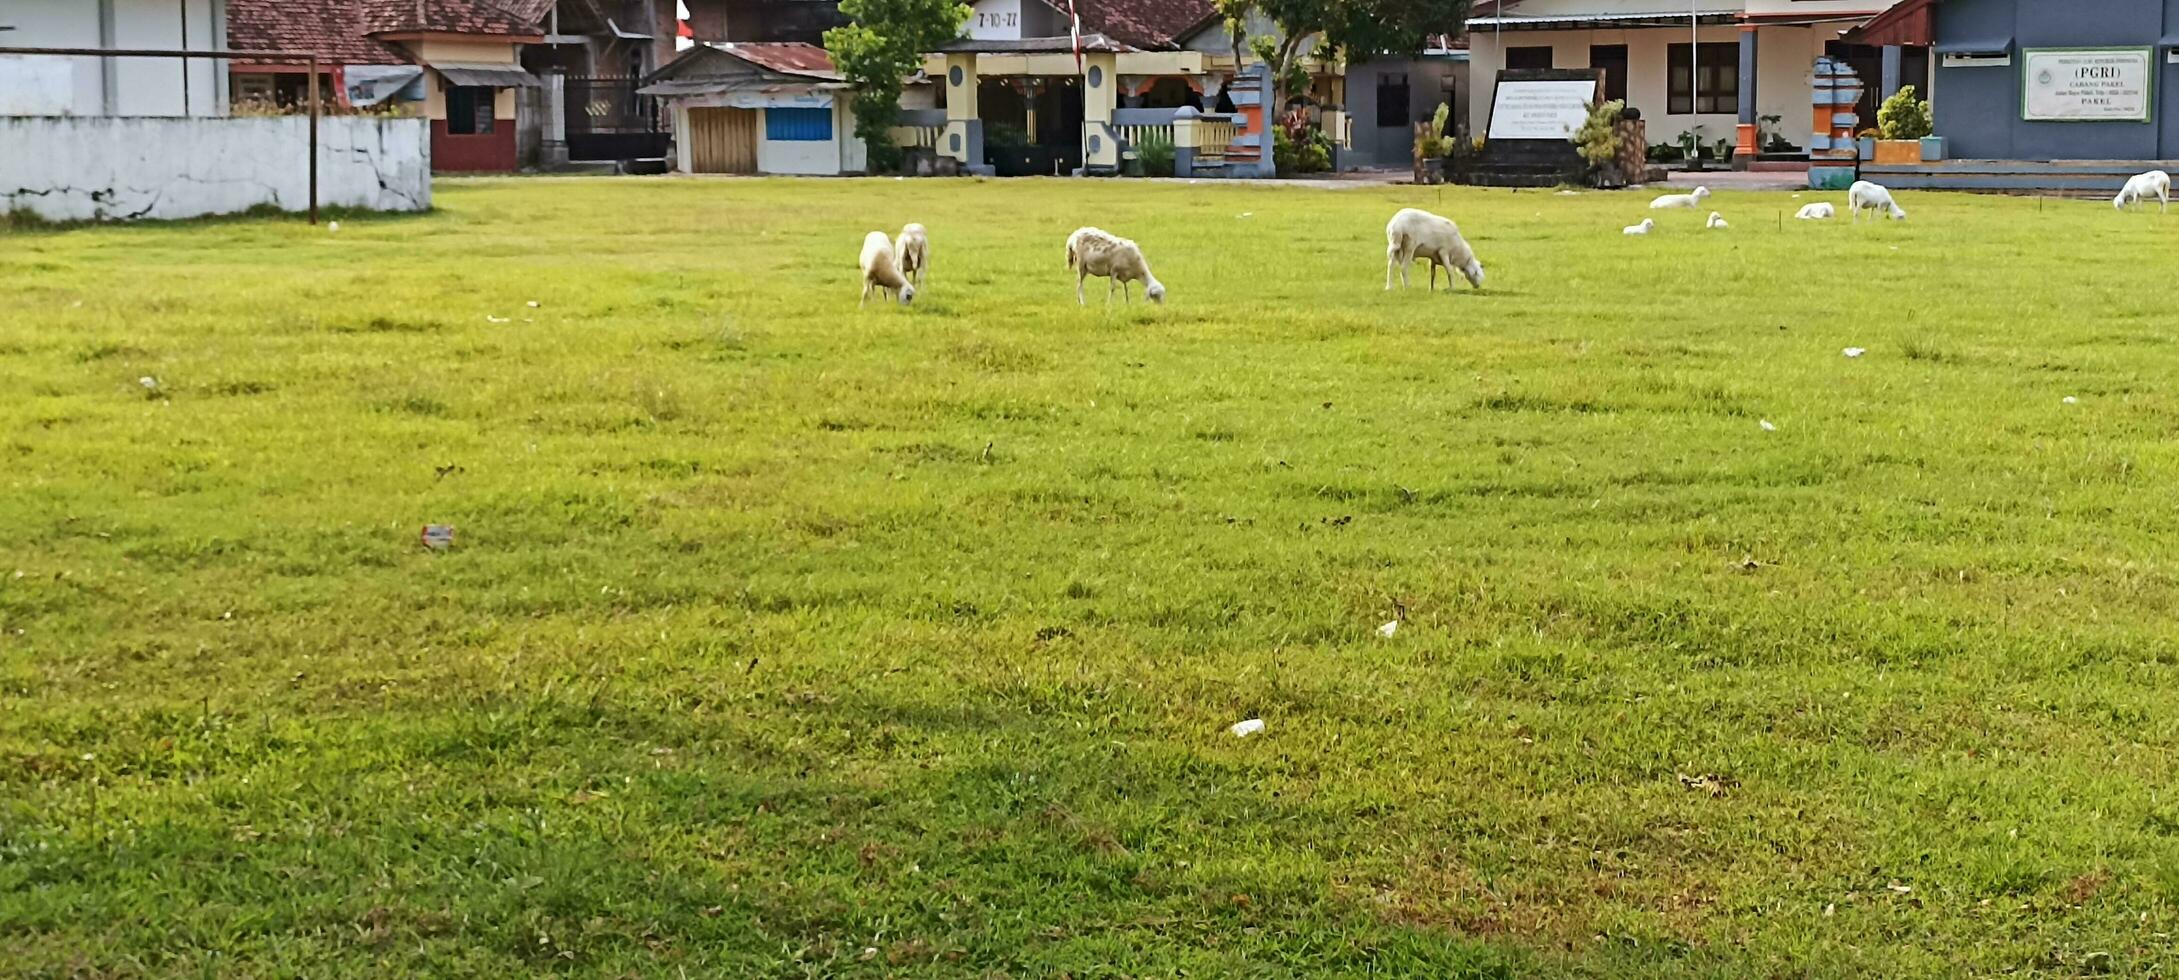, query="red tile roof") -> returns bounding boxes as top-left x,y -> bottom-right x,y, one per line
1074,0 -> 1213,50
724,42 -> 839,77
227,0 -> 406,65
359,0 -> 553,37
